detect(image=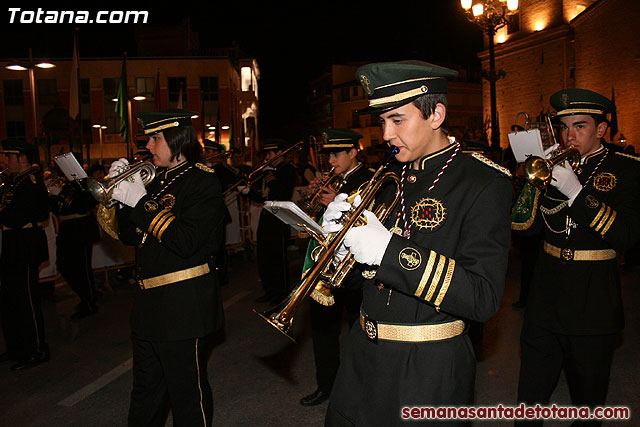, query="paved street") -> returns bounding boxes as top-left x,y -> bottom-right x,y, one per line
1,243 -> 638,426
